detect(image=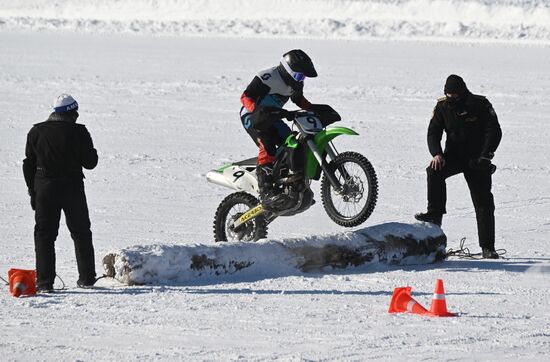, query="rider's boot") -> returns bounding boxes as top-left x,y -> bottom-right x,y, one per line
256,164 -> 288,210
